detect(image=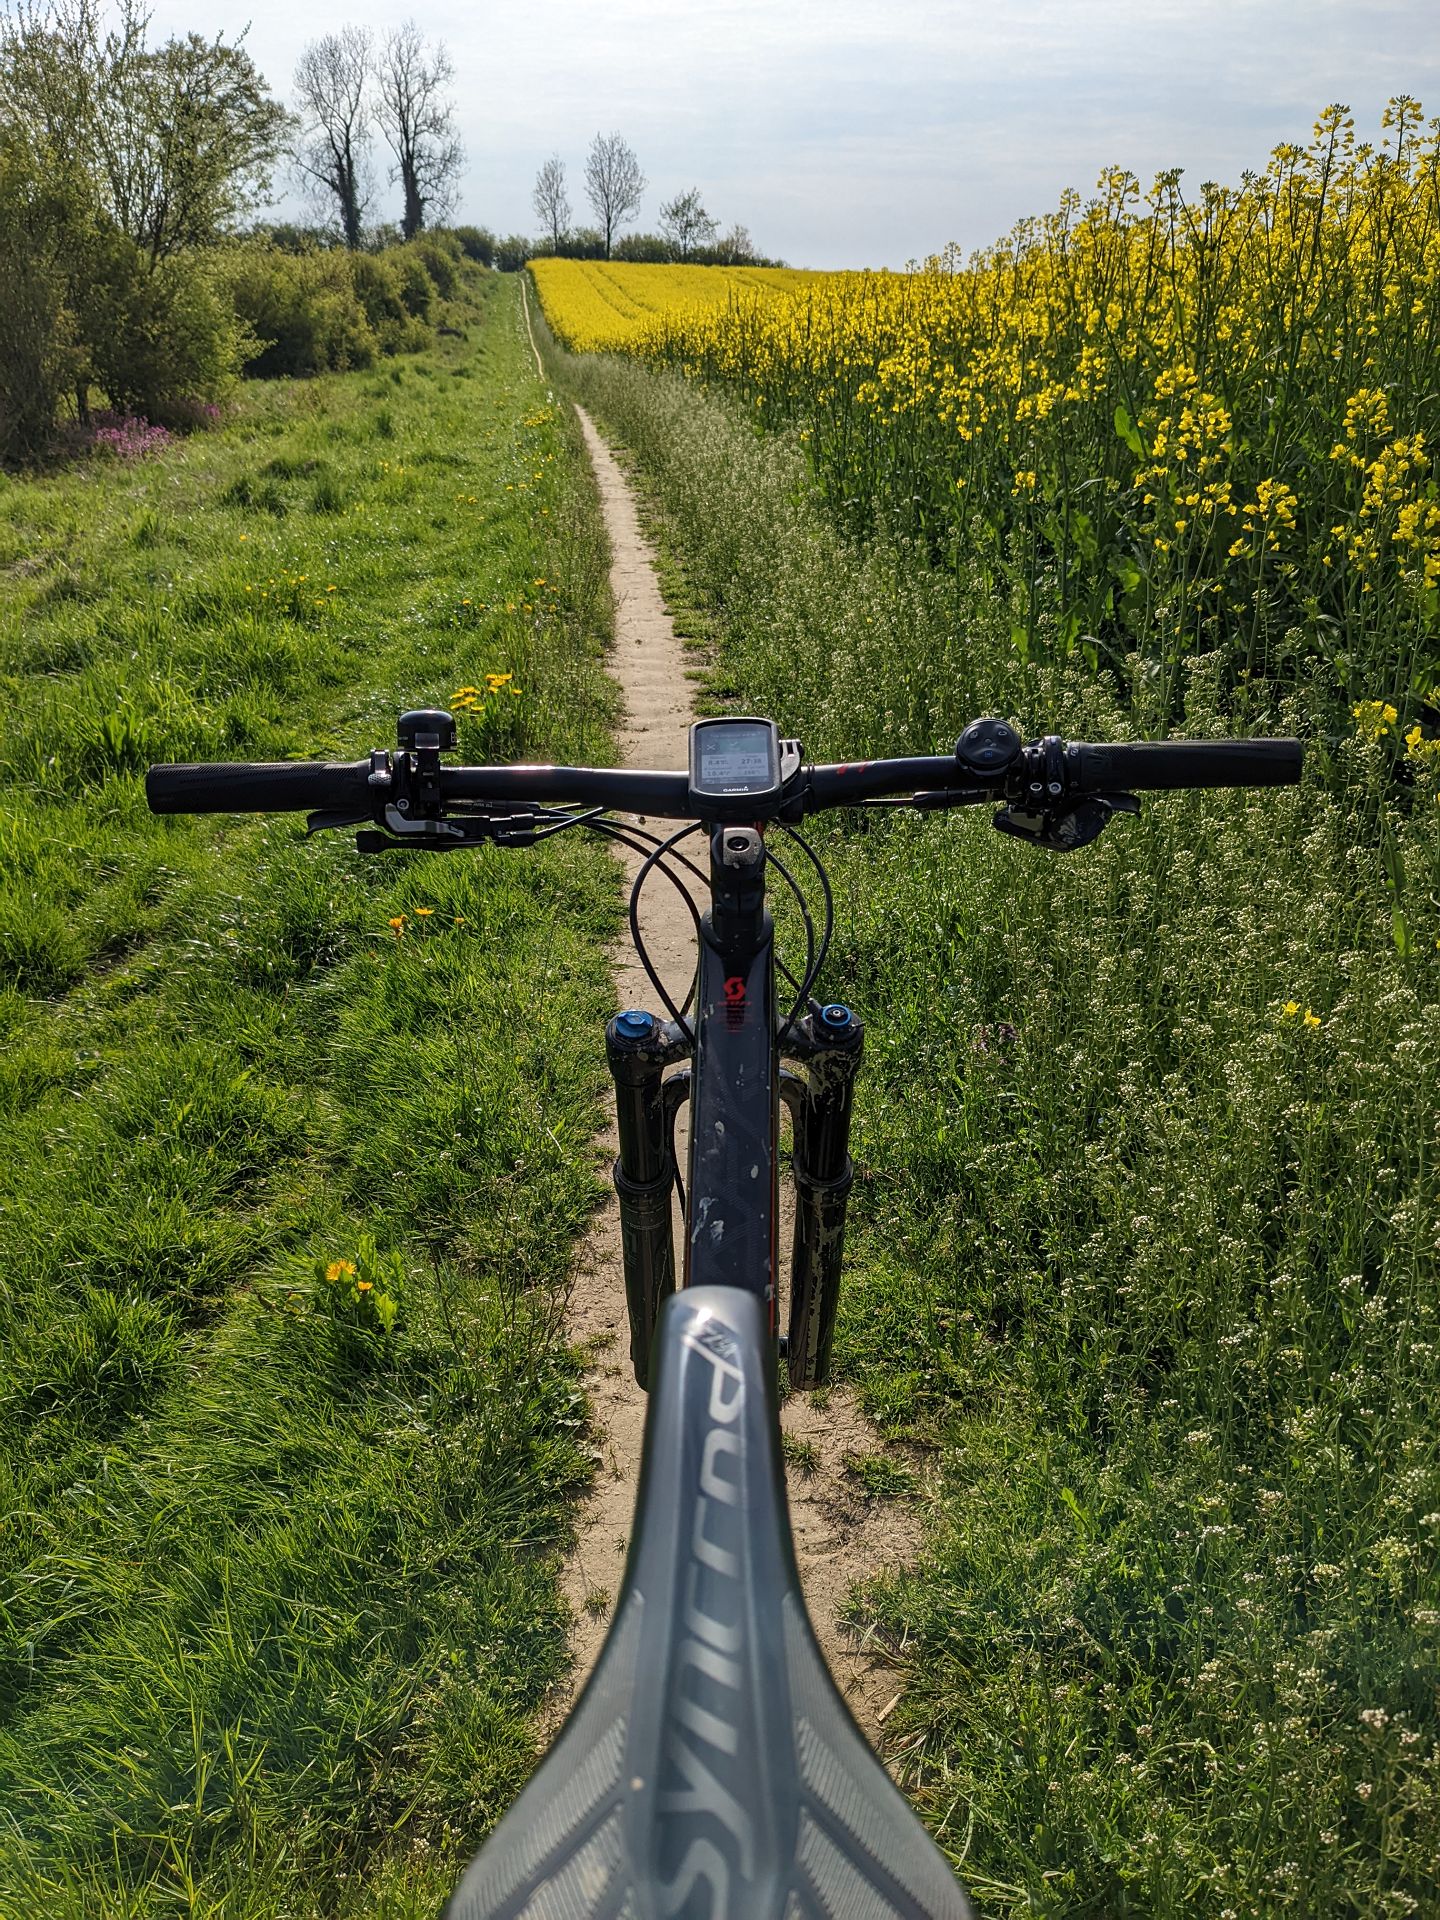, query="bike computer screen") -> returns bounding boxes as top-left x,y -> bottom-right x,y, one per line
688,718 -> 782,813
